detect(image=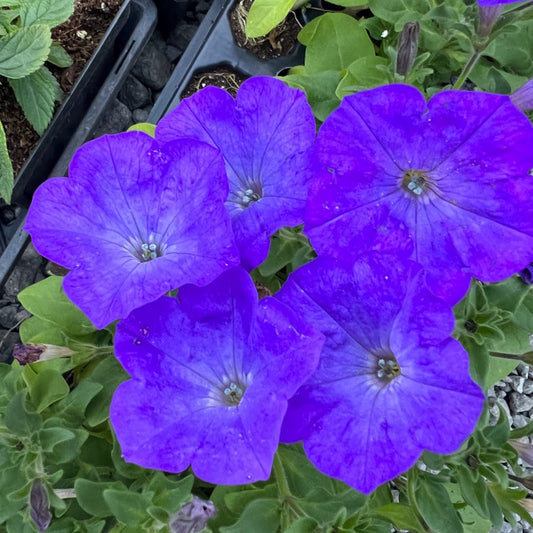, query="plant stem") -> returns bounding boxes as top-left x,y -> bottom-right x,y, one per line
427,0 -> 437,9
453,49 -> 482,89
